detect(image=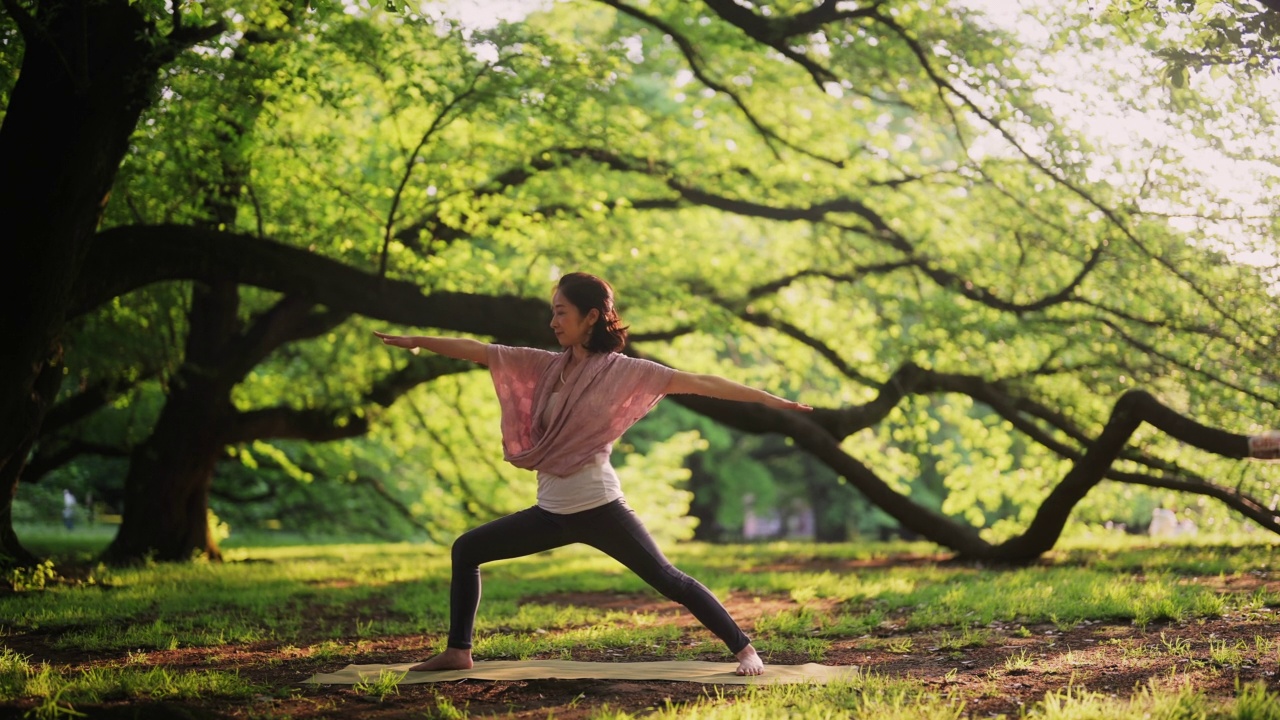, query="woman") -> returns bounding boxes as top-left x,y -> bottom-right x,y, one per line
373,272 -> 812,676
